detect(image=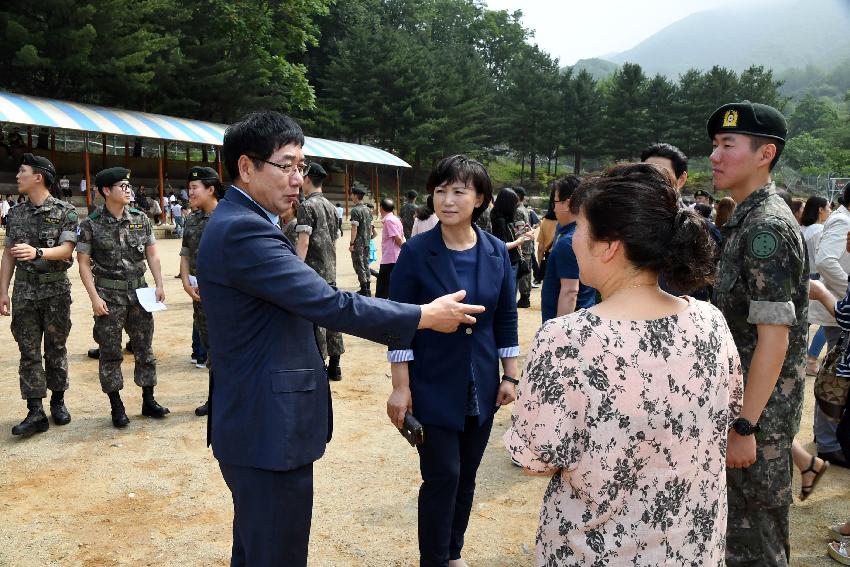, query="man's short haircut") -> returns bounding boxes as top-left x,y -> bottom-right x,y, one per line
425,154 -> 493,222
222,111 -> 305,180
380,198 -> 395,213
551,176 -> 582,214
307,173 -> 324,188
640,143 -> 689,178
406,189 -> 418,200
749,135 -> 784,171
